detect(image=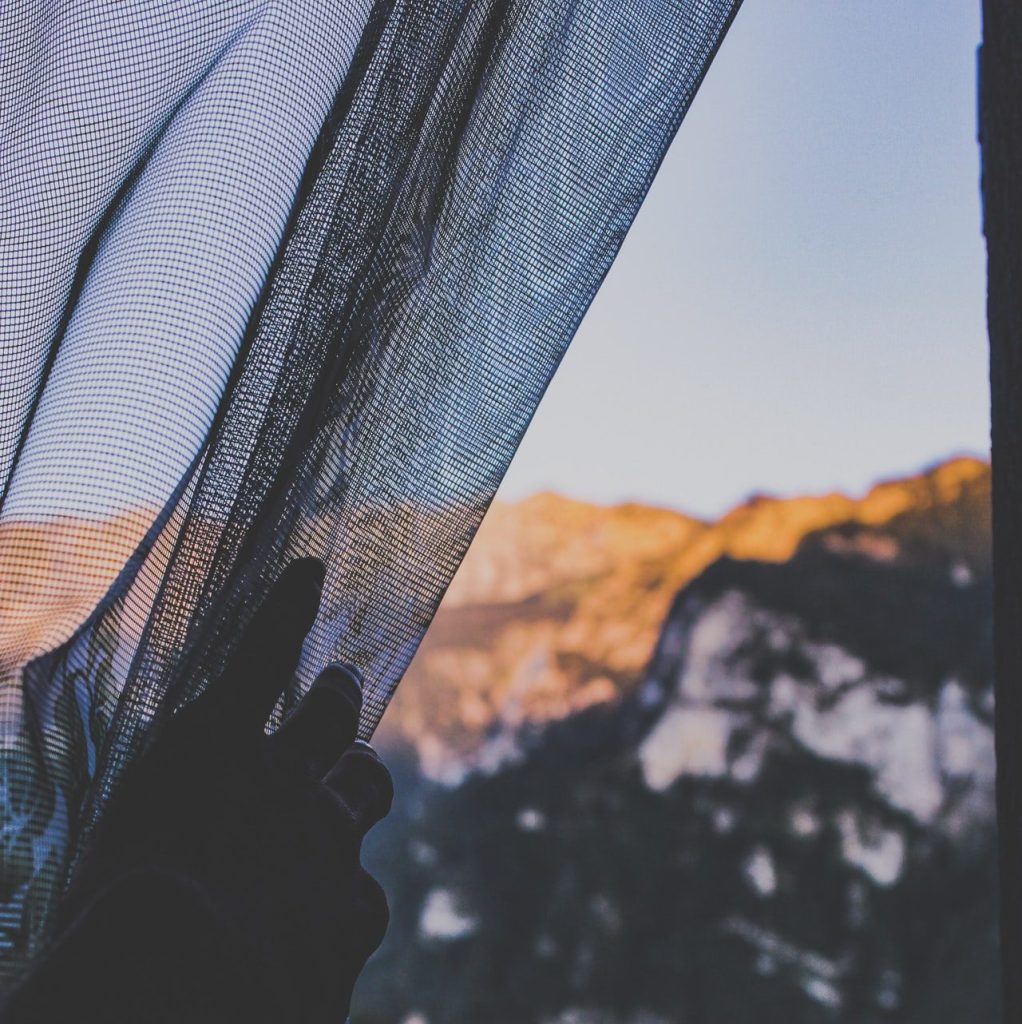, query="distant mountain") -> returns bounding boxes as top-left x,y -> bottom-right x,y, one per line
0,509 -> 150,679
355,456 -> 997,1023
378,457 -> 990,781
1,458 -> 995,1021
